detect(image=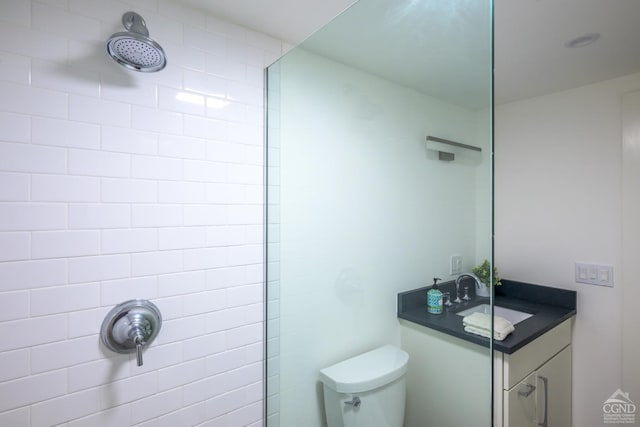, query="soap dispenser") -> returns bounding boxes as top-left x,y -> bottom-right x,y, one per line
427,277 -> 443,314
